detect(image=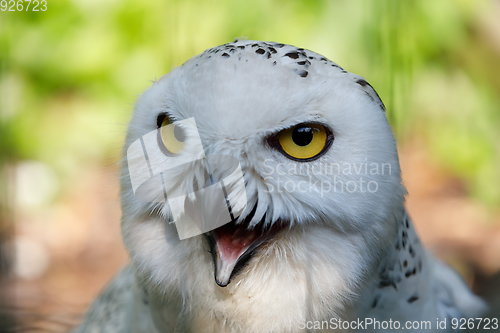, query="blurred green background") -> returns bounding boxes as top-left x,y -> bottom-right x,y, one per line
1,0 -> 500,330
1,0 -> 500,206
